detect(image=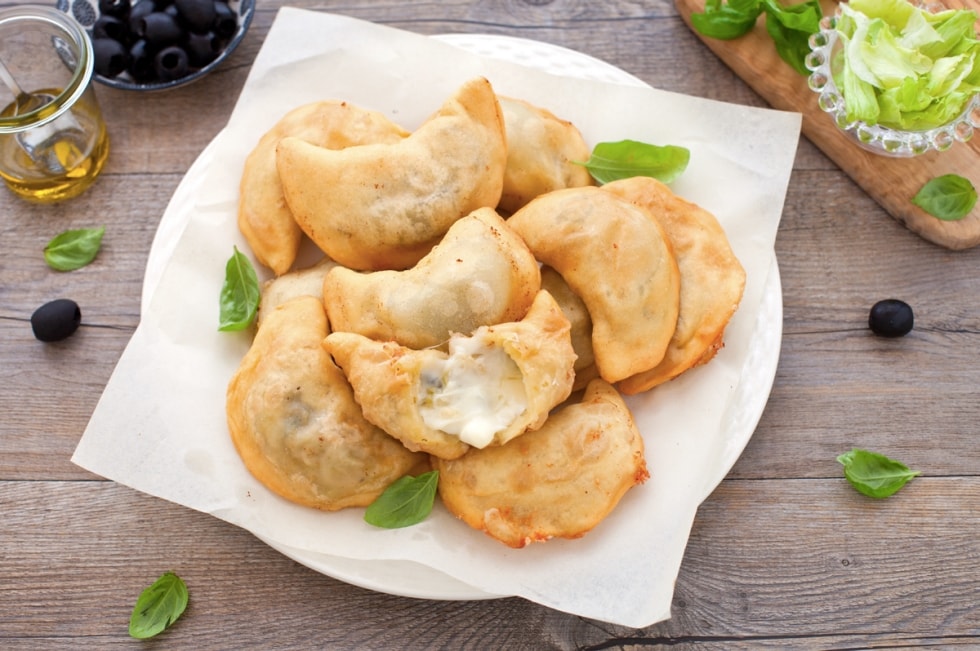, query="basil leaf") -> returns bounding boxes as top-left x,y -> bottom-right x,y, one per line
128,572 -> 189,639
912,174 -> 977,221
763,0 -> 823,75
837,448 -> 921,499
691,0 -> 763,40
691,0 -> 821,76
579,139 -> 690,185
365,470 -> 439,529
43,226 -> 105,271
218,246 -> 260,331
